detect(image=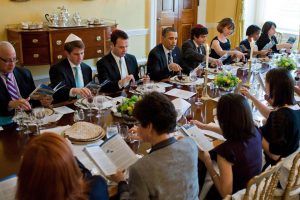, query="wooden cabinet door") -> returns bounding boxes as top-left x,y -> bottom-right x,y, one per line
156,0 -> 179,44
177,0 -> 198,47
156,0 -> 198,47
